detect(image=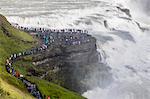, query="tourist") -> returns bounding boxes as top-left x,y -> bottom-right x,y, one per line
6,65 -> 11,73
12,68 -> 16,76
36,91 -> 42,99
9,57 -> 12,61
78,41 -> 81,45
13,54 -> 17,59
8,62 -> 12,67
15,70 -> 20,78
6,59 -> 9,64
30,85 -> 35,94
47,96 -> 51,99
20,74 -> 24,78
